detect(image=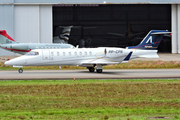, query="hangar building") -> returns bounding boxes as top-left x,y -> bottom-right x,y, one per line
0,0 -> 180,56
